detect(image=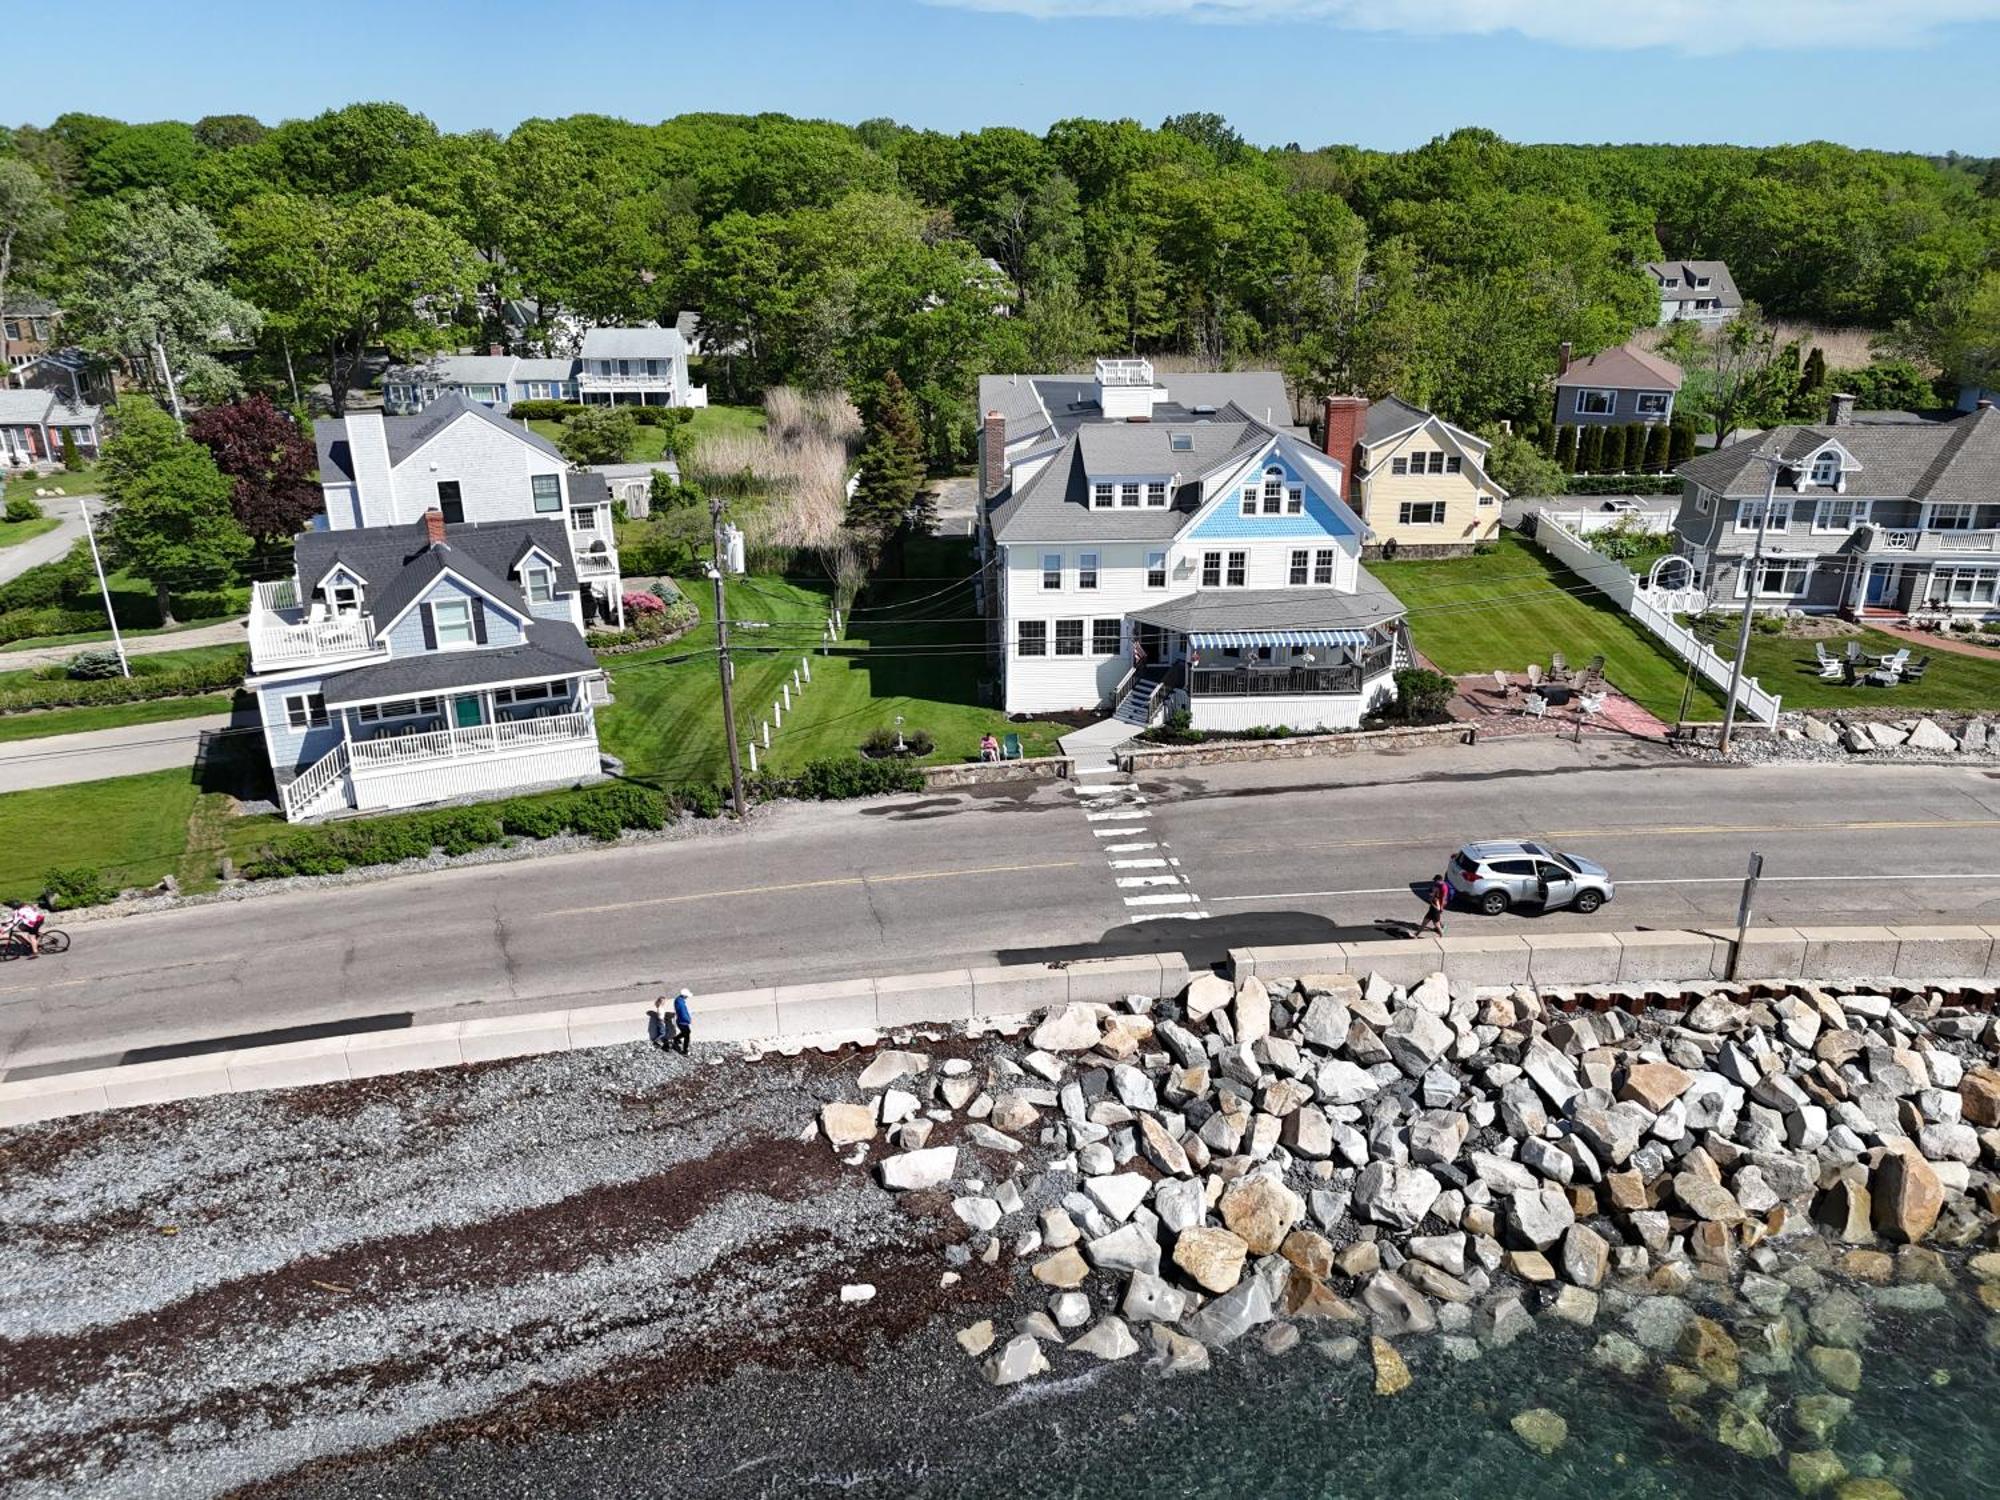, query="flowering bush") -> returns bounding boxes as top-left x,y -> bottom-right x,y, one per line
622,591 -> 666,616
